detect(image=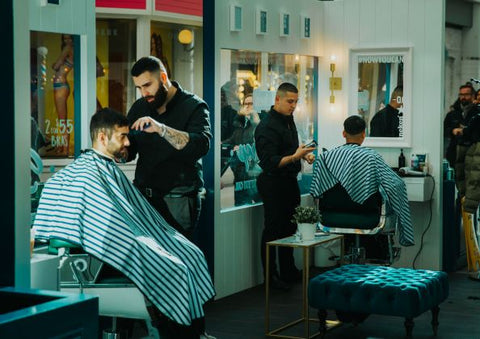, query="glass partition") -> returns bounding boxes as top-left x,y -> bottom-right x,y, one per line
96,19 -> 137,114
30,31 -> 78,159
220,49 -> 318,210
